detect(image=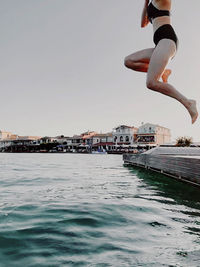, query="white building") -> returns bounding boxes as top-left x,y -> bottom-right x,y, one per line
112,125 -> 138,145
54,135 -> 69,144
92,133 -> 113,145
137,123 -> 171,145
